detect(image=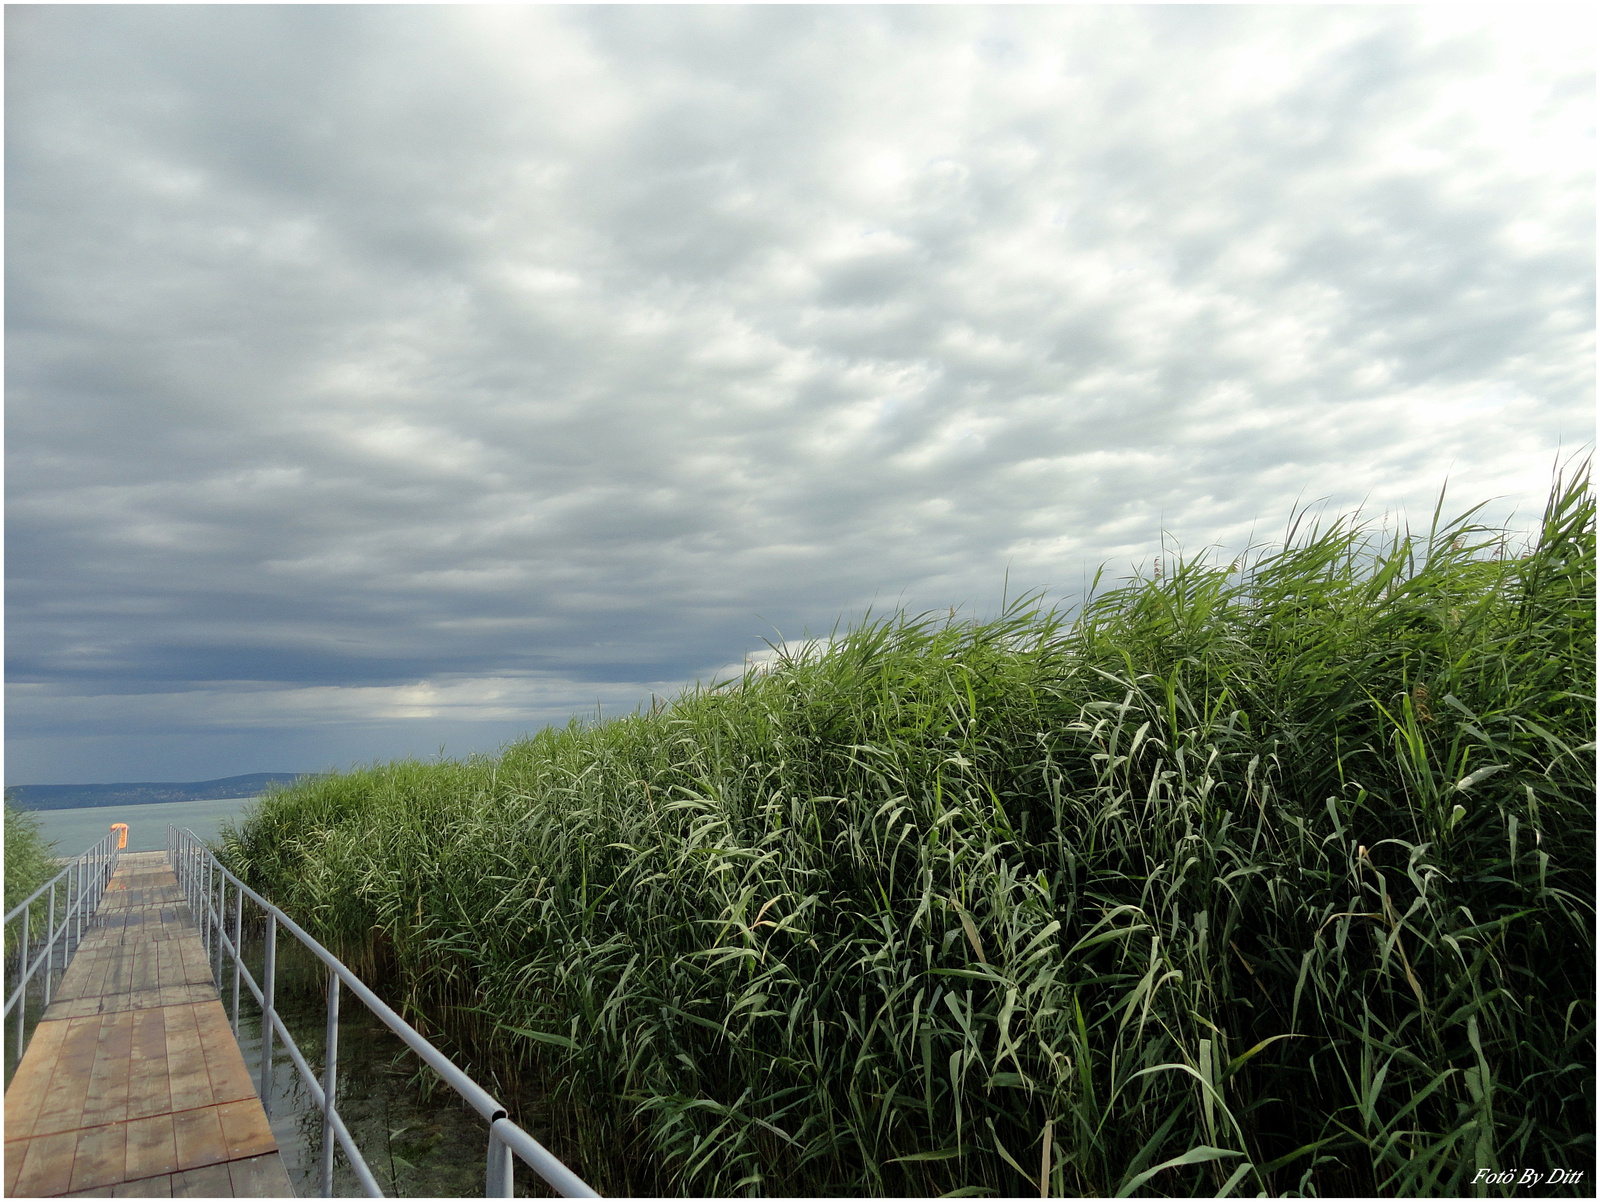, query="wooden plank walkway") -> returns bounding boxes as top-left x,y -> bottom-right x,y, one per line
5,852 -> 294,1198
